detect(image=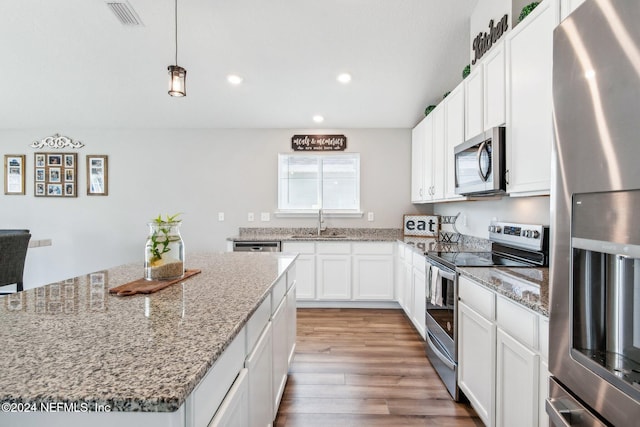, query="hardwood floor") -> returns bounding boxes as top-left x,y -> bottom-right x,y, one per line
275,308 -> 482,426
